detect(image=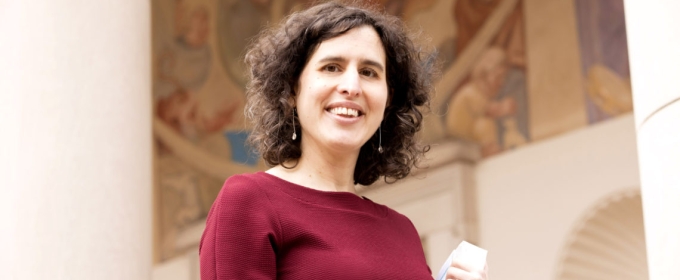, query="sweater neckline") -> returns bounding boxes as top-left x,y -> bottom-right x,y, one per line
256,172 -> 387,217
